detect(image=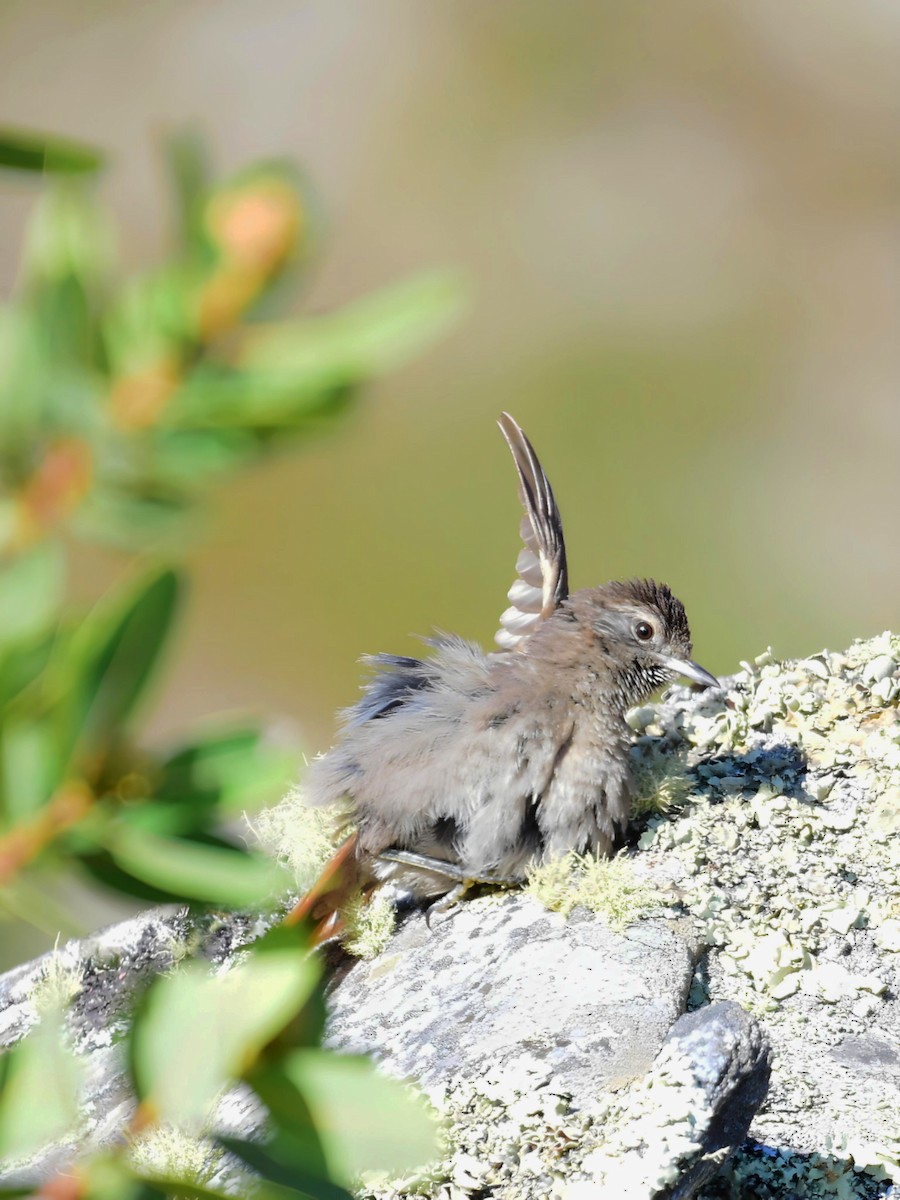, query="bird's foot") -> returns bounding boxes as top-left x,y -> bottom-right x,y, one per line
425,881 -> 471,929
376,849 -> 516,930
